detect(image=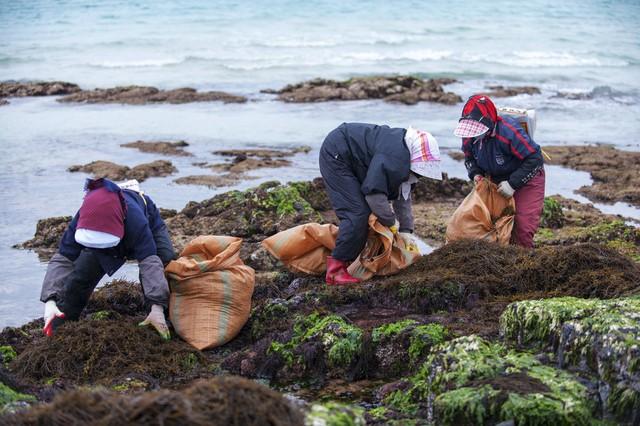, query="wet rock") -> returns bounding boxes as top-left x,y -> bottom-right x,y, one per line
0,99 -> 8,106
263,76 -> 462,105
58,85 -> 247,105
383,335 -> 595,425
411,173 -> 472,202
500,297 -> 640,423
120,140 -> 192,157
68,159 -> 176,182
447,150 -> 466,162
14,216 -> 71,253
173,173 -> 255,189
0,81 -> 81,98
544,145 -> 640,207
483,85 -> 541,97
205,147 -> 312,174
